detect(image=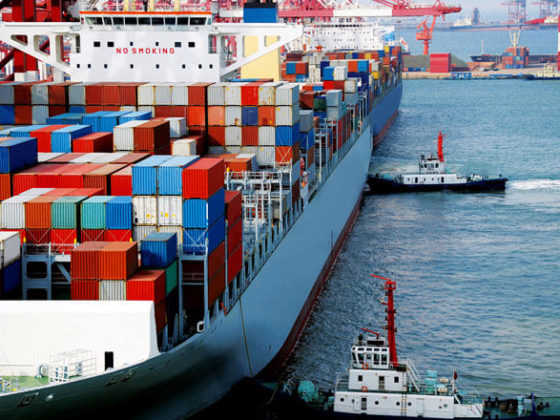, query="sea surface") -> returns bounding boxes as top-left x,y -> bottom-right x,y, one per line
398,28 -> 558,60
281,79 -> 560,398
